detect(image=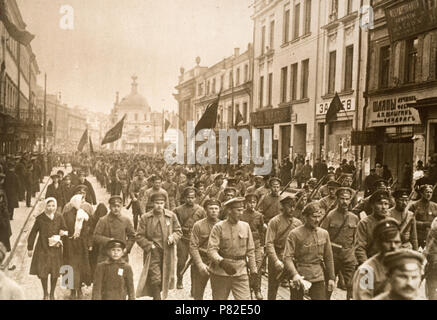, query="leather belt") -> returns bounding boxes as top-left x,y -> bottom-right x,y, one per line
219,252 -> 246,260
